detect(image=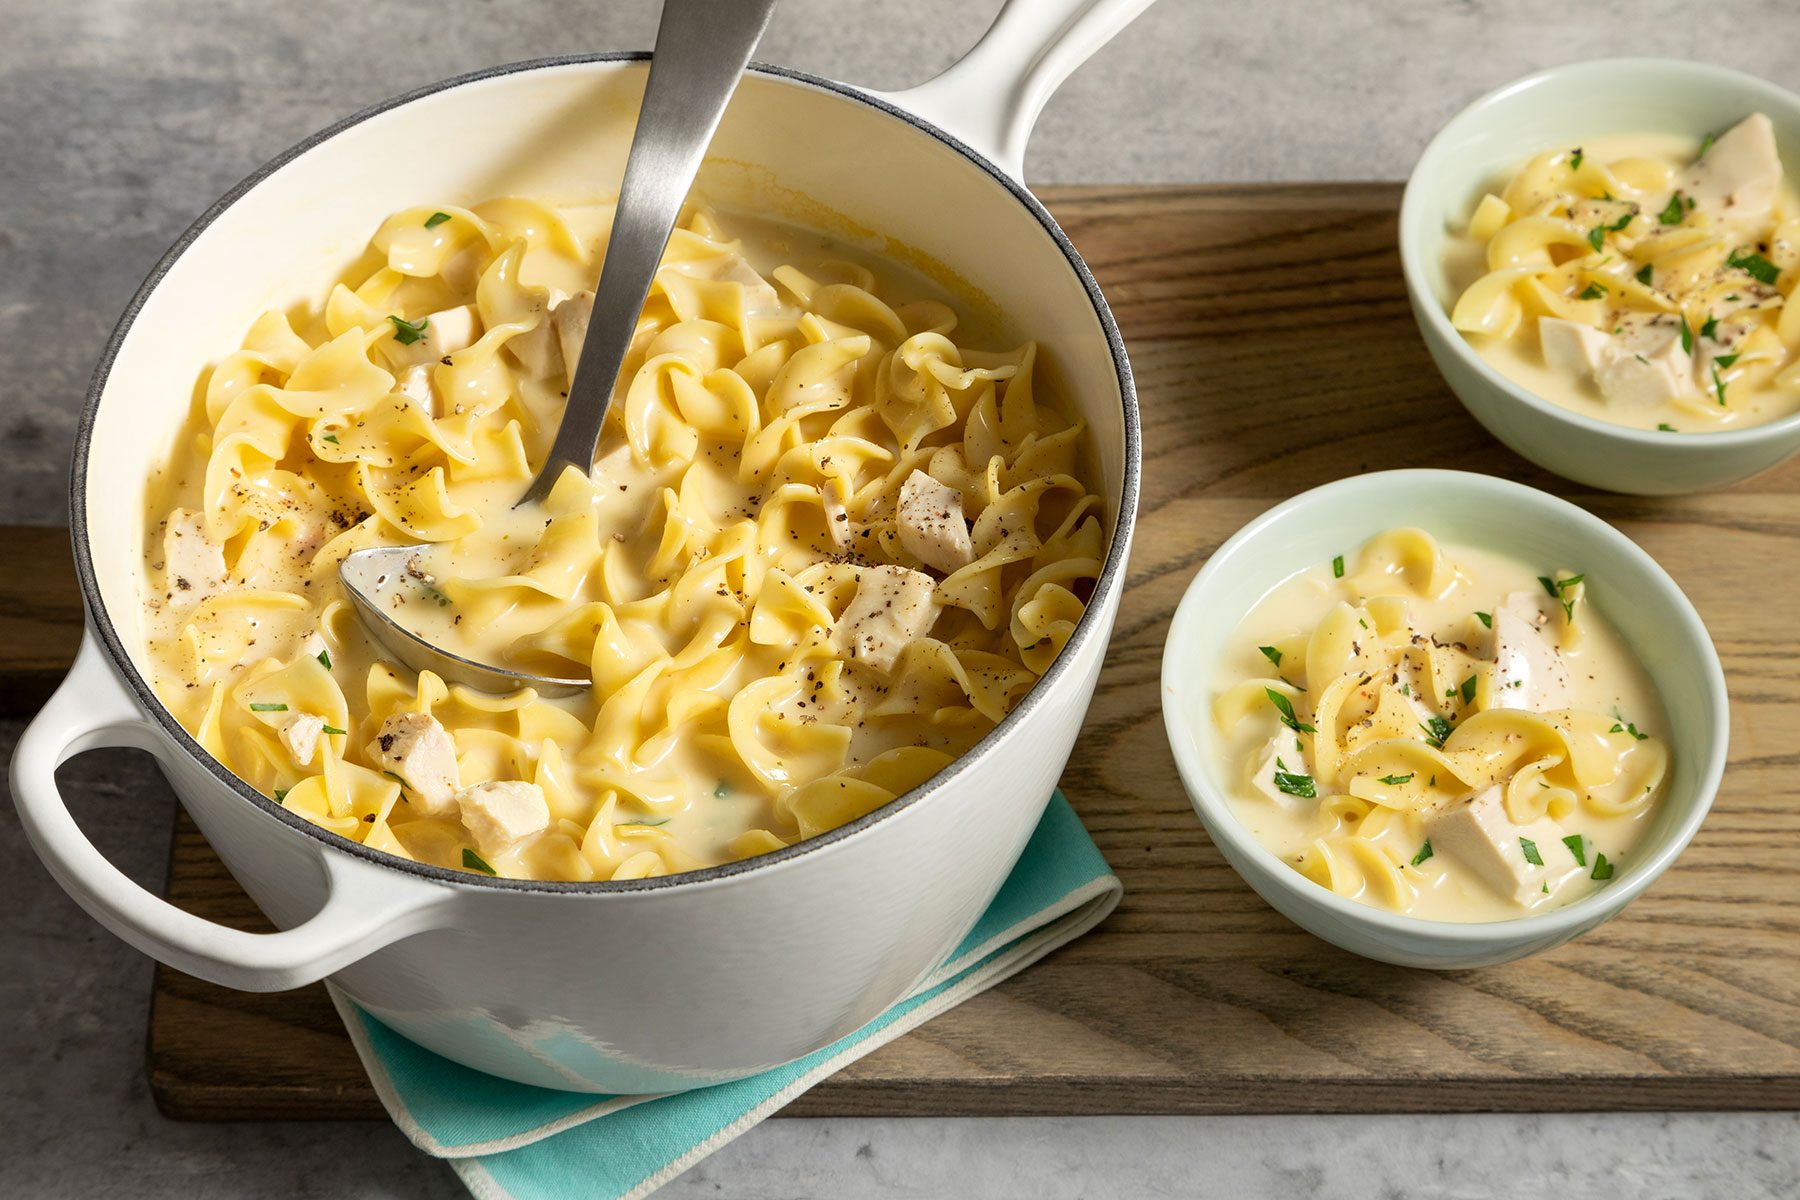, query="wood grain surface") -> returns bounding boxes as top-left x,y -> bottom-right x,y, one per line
0,524 -> 81,716
16,184 -> 1800,1120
